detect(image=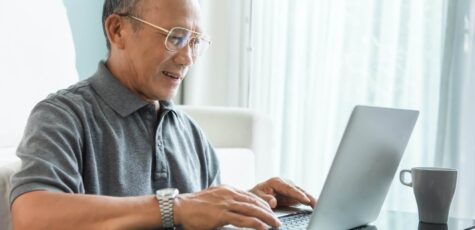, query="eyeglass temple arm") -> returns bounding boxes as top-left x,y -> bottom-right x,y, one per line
115,13 -> 169,34
116,13 -> 211,43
